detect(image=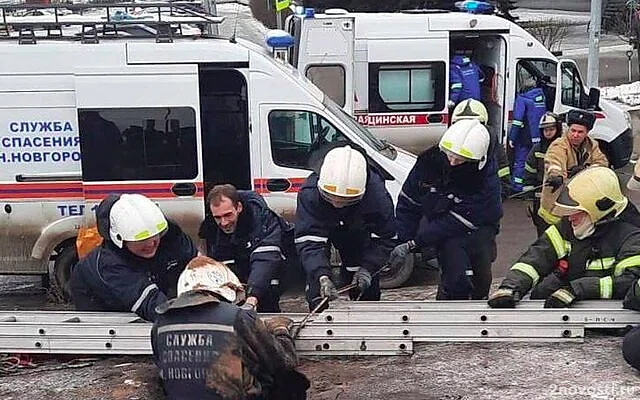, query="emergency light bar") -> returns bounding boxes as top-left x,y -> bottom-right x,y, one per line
265,29 -> 294,49
455,0 -> 494,14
